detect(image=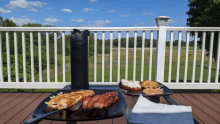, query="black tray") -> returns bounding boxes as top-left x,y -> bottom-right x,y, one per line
33,89 -> 127,121
118,81 -> 173,96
